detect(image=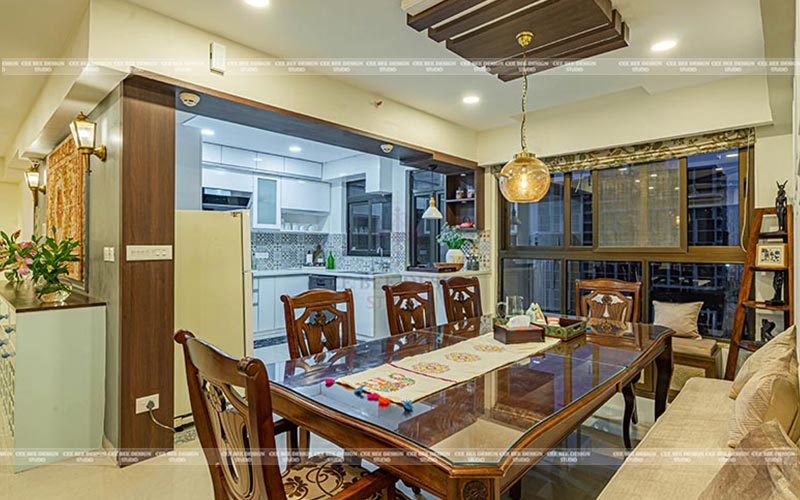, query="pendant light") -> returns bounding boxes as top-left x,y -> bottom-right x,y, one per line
497,31 -> 551,203
422,197 -> 443,220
